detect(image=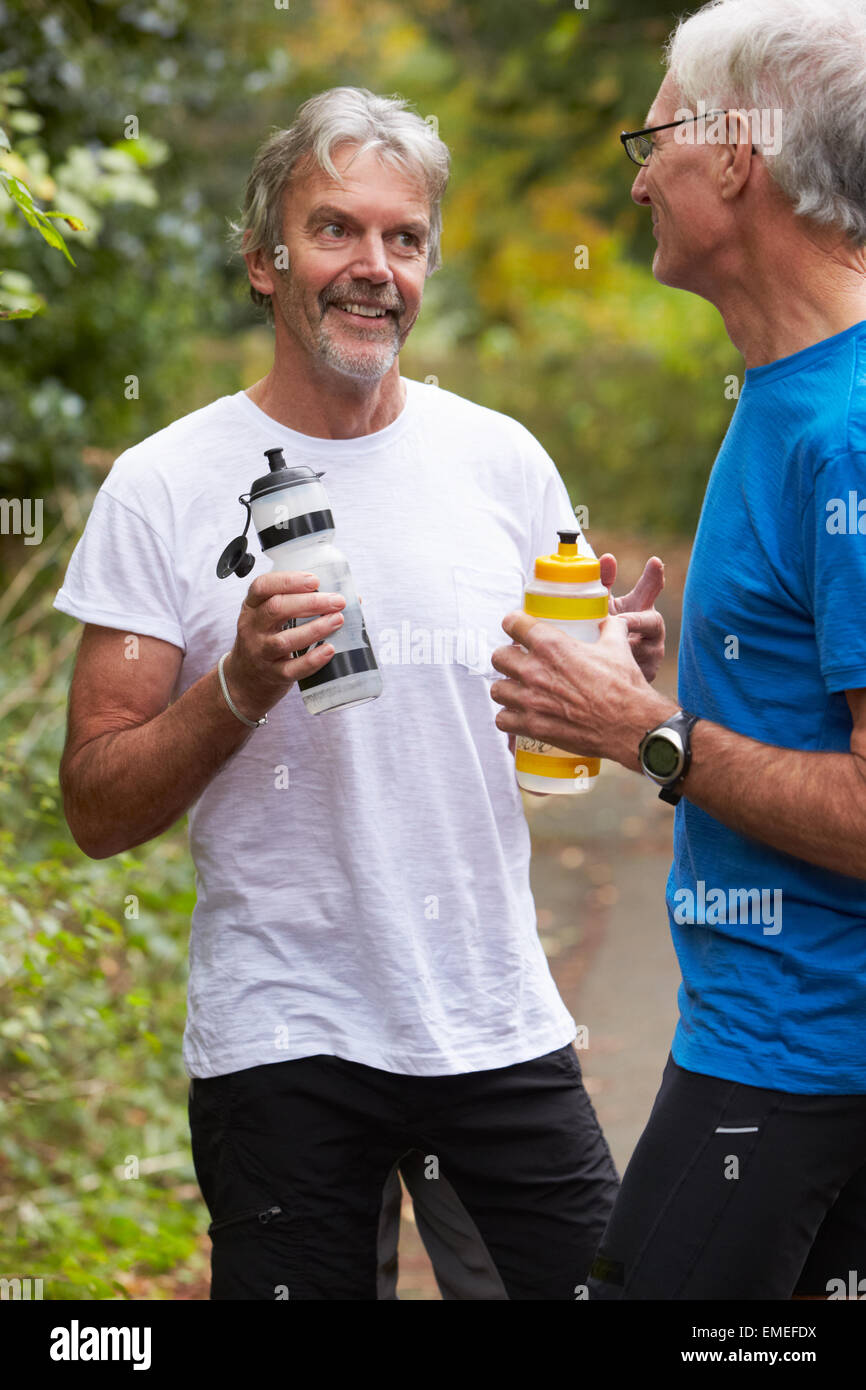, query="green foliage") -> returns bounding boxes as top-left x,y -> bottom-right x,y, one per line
0,532 -> 204,1297
0,71 -> 84,318
0,740 -> 203,1297
0,0 -> 235,496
